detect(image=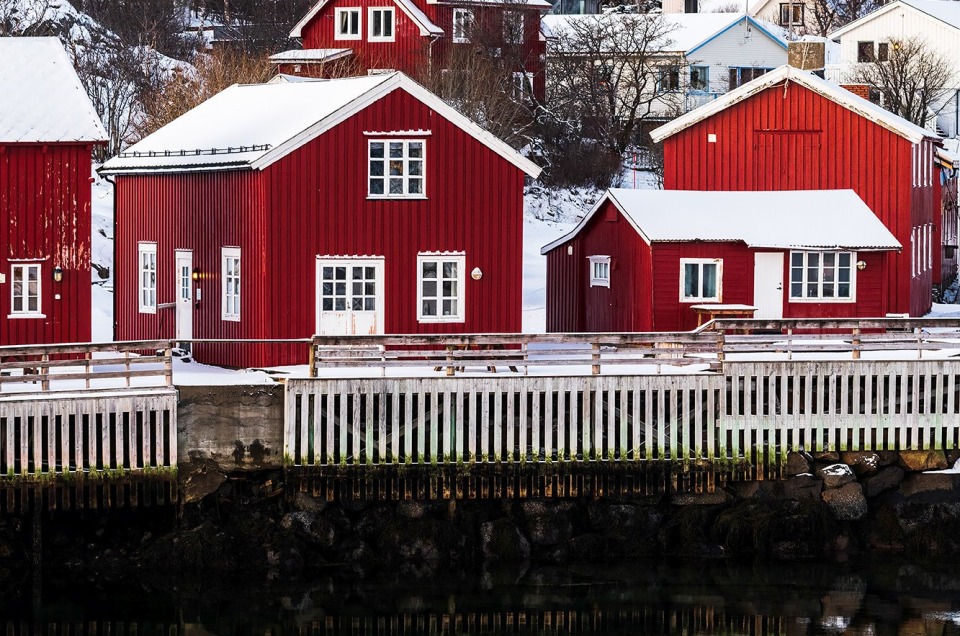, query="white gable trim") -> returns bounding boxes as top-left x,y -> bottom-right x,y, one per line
249,73 -> 540,177
649,65 -> 938,144
290,0 -> 442,38
828,0 -> 955,38
540,193 -> 650,255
